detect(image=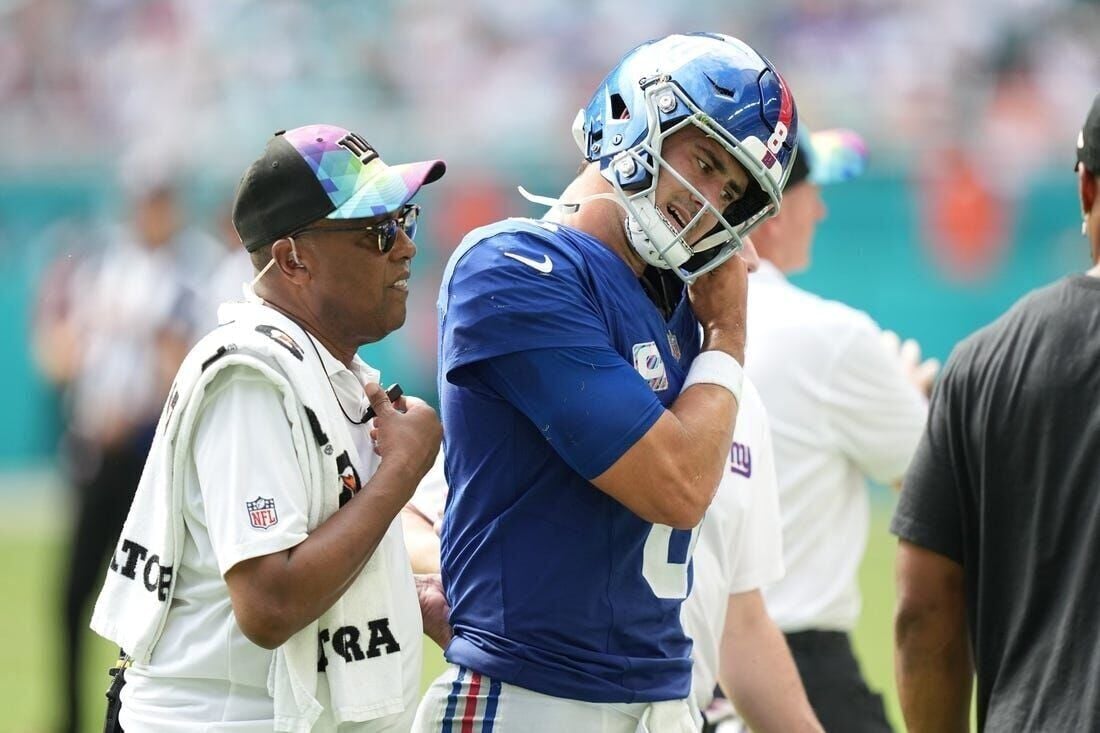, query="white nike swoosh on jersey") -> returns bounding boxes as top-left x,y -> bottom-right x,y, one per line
503,251 -> 553,274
